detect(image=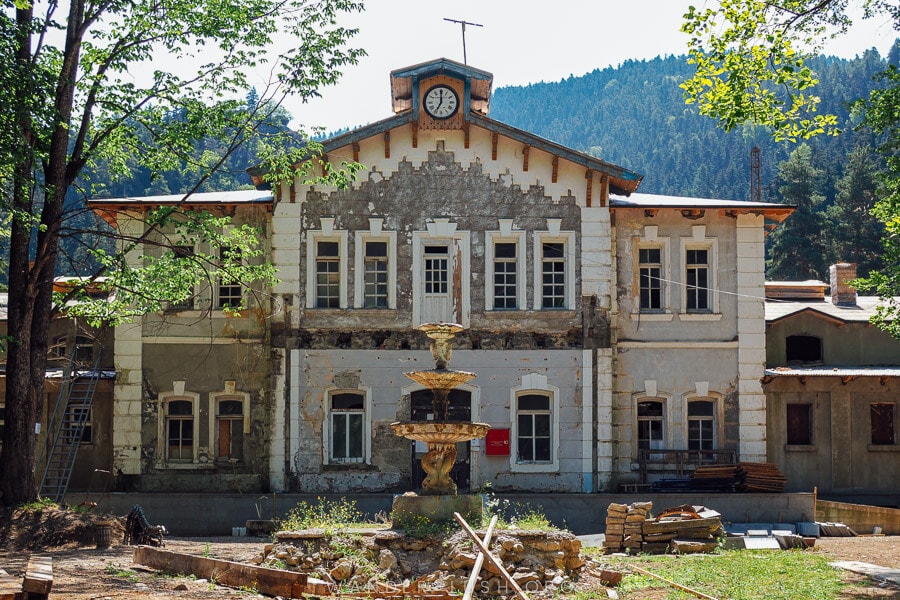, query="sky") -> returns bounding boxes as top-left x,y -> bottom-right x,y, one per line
264,0 -> 899,132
